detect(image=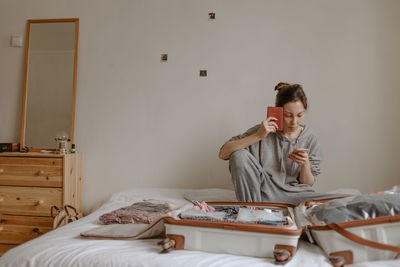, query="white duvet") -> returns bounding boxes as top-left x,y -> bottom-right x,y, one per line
1,188 -> 399,267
